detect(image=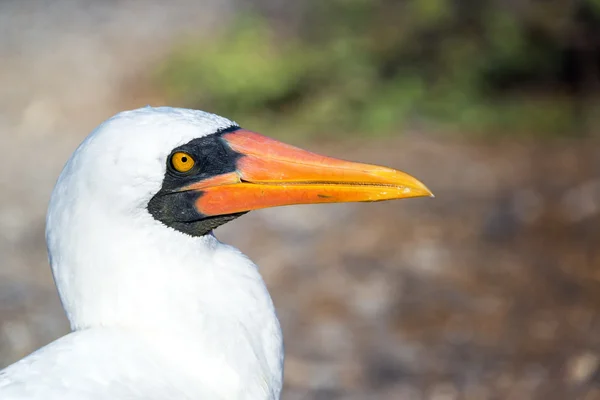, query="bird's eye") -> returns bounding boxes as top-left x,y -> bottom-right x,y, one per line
170,152 -> 195,173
